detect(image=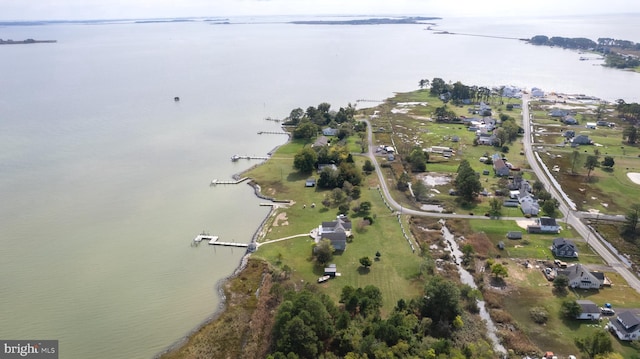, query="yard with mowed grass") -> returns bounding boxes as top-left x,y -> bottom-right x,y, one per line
467,219 -> 603,263
254,207 -> 424,316
500,260 -> 640,358
246,139 -> 424,315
